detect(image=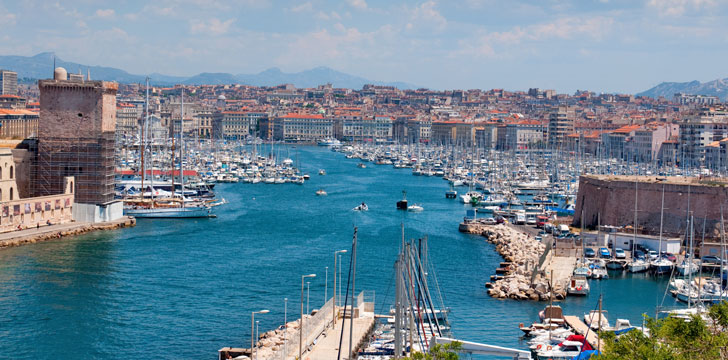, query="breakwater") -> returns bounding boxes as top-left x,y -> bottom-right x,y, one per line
462,223 -> 567,301
0,216 -> 136,249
